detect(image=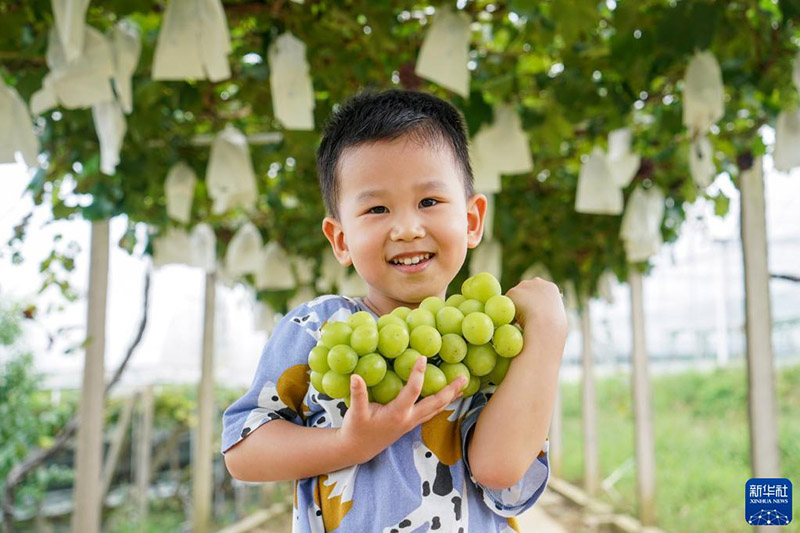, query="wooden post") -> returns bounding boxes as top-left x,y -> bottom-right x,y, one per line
260,482 -> 273,508
629,269 -> 657,526
739,157 -> 780,480
192,272 -> 216,533
549,385 -> 563,478
72,219 -> 109,533
136,386 -> 154,530
233,481 -> 245,519
101,394 -> 136,500
580,296 -> 599,498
